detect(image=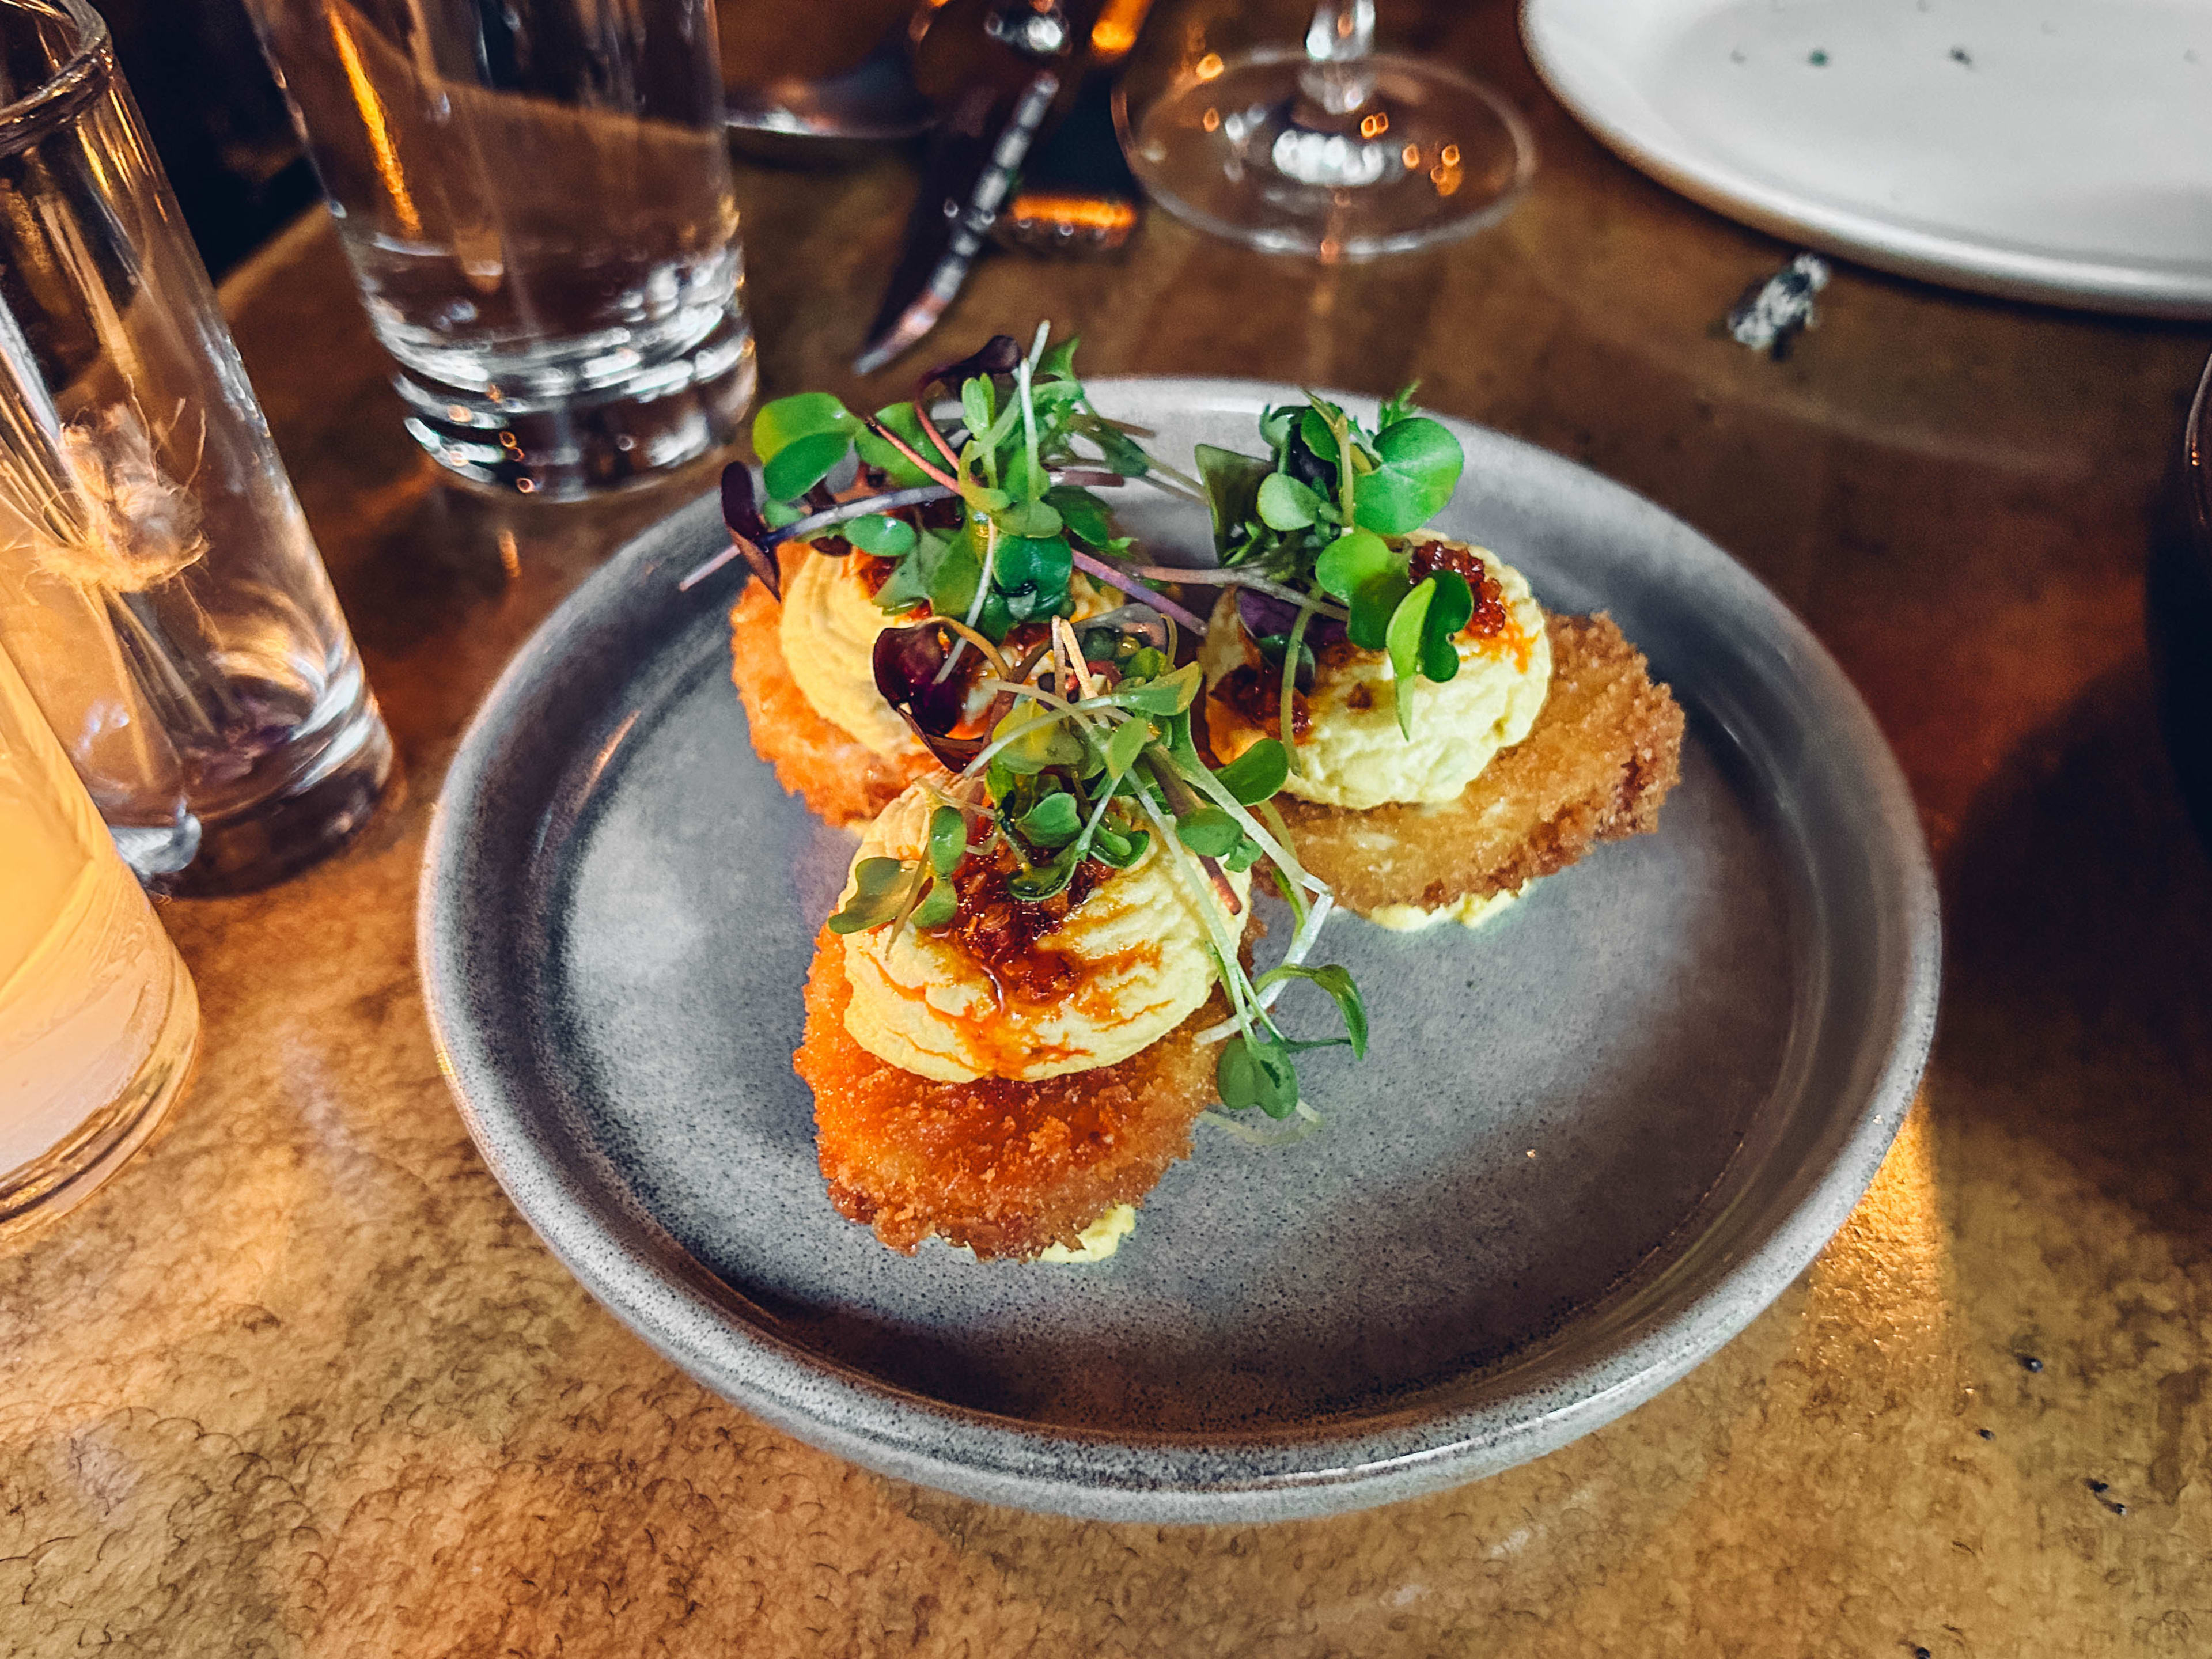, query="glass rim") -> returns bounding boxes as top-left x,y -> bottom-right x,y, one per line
0,0 -> 110,157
